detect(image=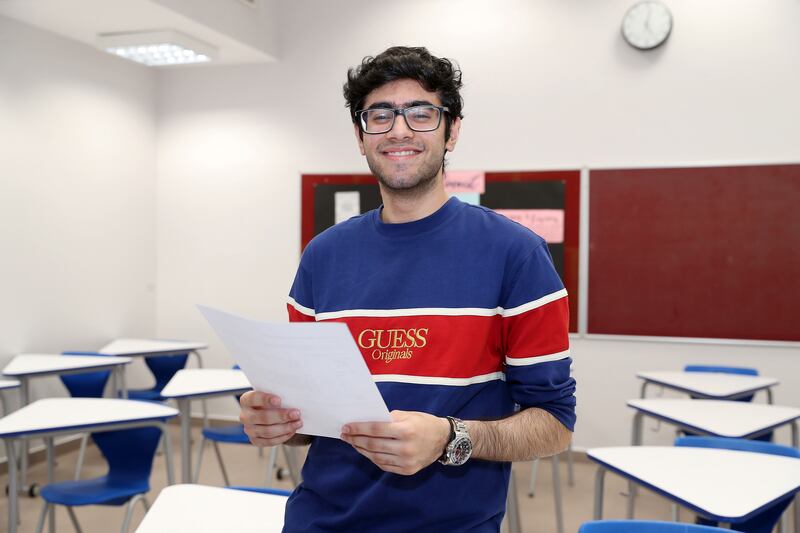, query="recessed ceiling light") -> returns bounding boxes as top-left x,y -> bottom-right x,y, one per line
96,30 -> 216,67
